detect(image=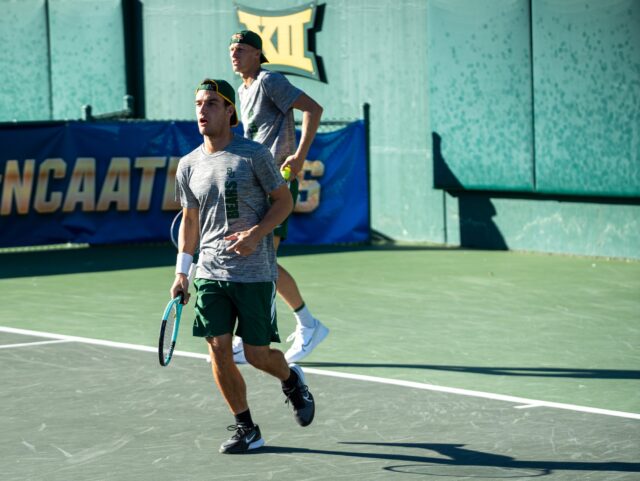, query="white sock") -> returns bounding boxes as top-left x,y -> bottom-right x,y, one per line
294,304 -> 316,328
